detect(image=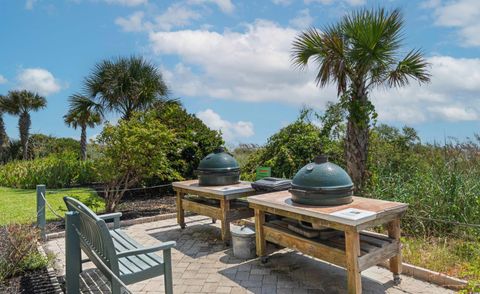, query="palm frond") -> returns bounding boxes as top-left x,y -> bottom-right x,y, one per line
387,49 -> 431,87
